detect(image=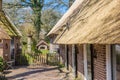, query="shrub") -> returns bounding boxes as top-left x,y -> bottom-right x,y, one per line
0,57 -> 5,72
